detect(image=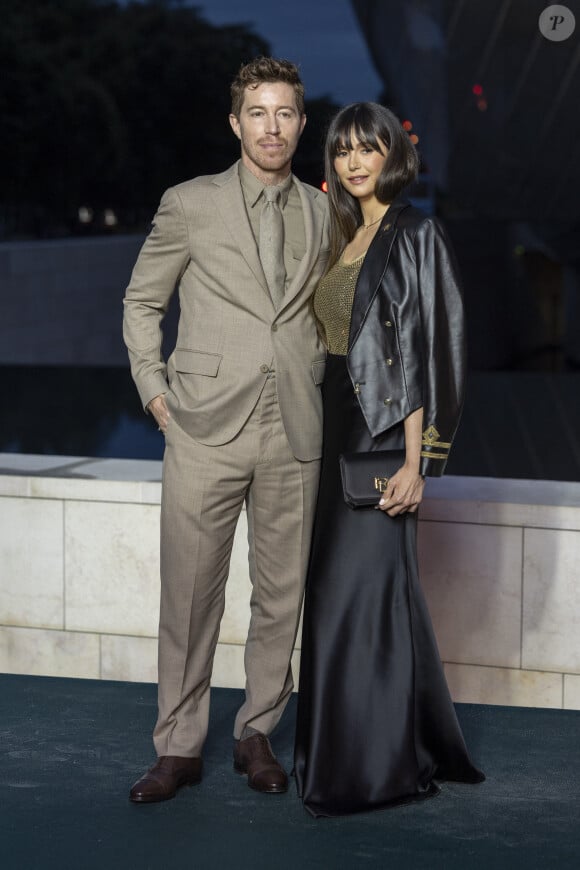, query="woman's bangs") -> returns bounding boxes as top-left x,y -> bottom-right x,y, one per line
353,123 -> 386,154
331,111 -> 387,156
